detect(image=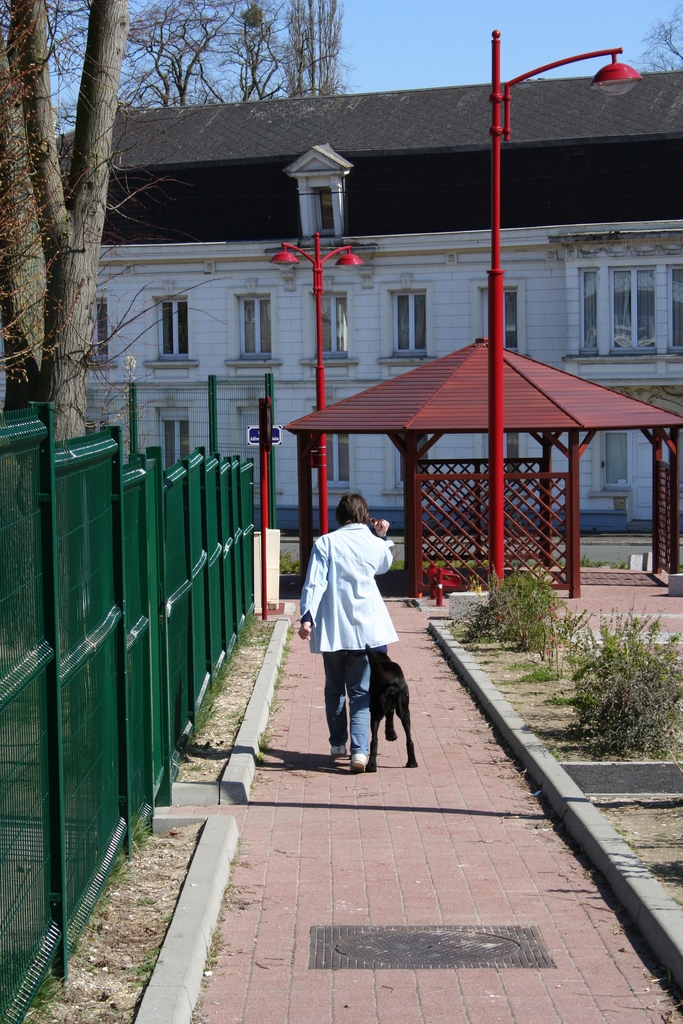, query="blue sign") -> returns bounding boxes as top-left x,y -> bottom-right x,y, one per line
246,425 -> 283,446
